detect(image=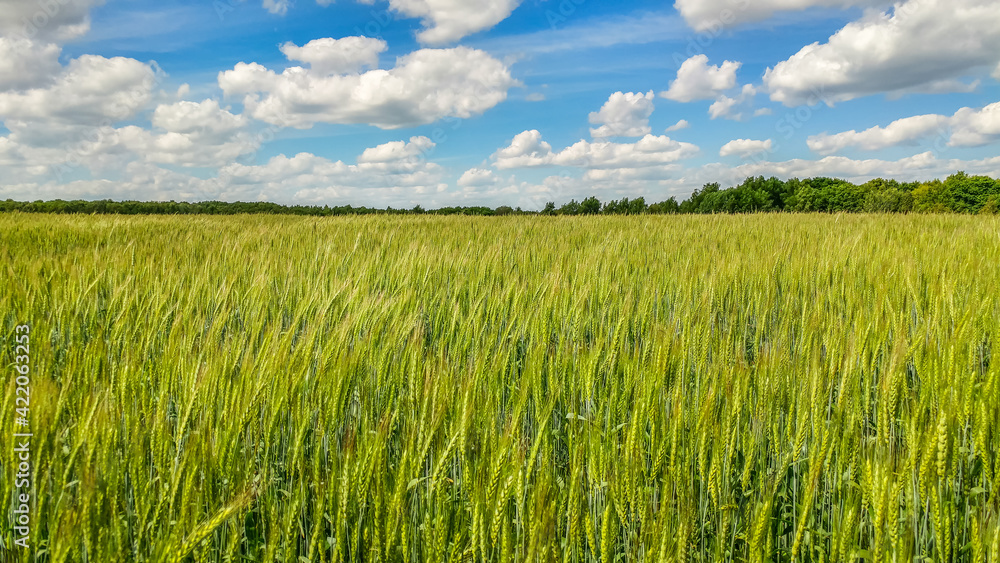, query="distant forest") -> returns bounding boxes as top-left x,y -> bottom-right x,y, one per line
3,172 -> 999,216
